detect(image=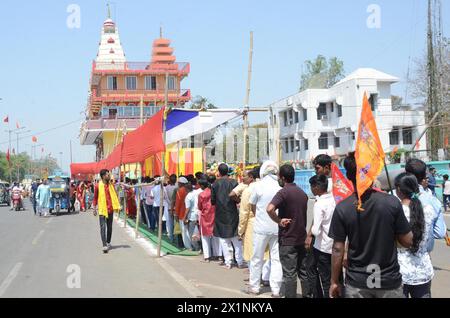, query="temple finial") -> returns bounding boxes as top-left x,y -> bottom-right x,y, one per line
107,3 -> 111,19
160,24 -> 163,38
